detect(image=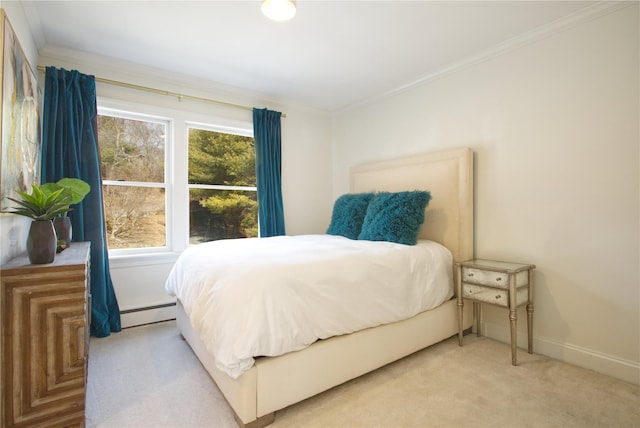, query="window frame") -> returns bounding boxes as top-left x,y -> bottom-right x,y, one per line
96,97 -> 255,262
